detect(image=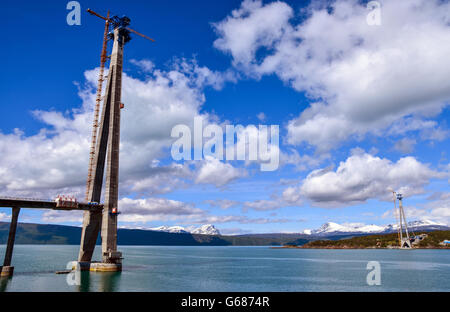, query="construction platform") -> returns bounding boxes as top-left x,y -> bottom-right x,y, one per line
0,266 -> 14,277
71,261 -> 122,272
